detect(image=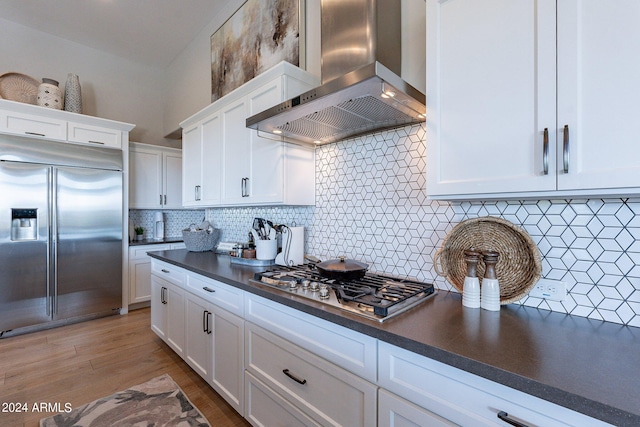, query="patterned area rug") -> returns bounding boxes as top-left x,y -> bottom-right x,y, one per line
40,374 -> 210,427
